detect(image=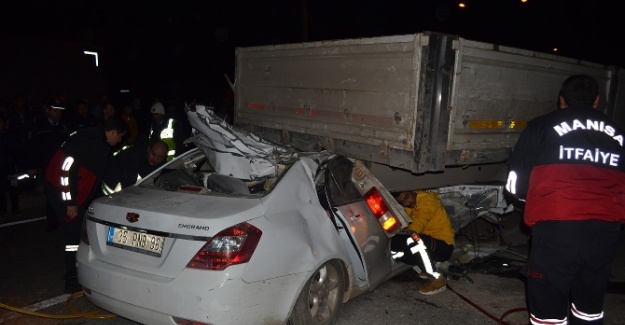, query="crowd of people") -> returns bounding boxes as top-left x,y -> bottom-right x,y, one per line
0,91 -> 201,292
0,92 -> 195,220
